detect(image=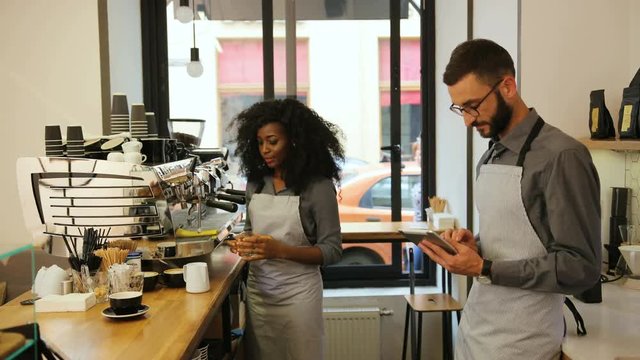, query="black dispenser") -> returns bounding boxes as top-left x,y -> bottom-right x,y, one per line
605,187 -> 629,273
